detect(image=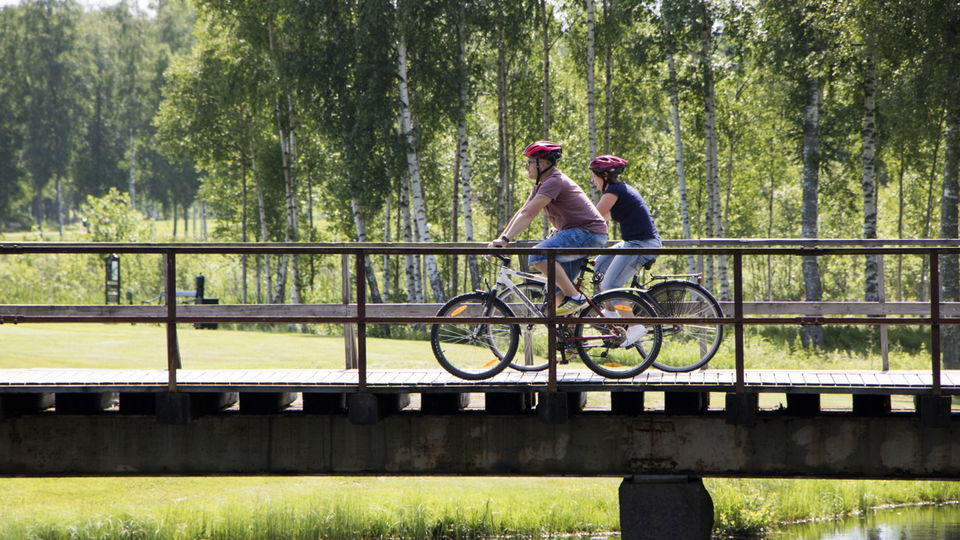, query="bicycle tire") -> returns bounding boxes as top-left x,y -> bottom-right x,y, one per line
497,281 -> 551,371
430,292 -> 519,380
574,290 -> 663,378
647,280 -> 724,372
